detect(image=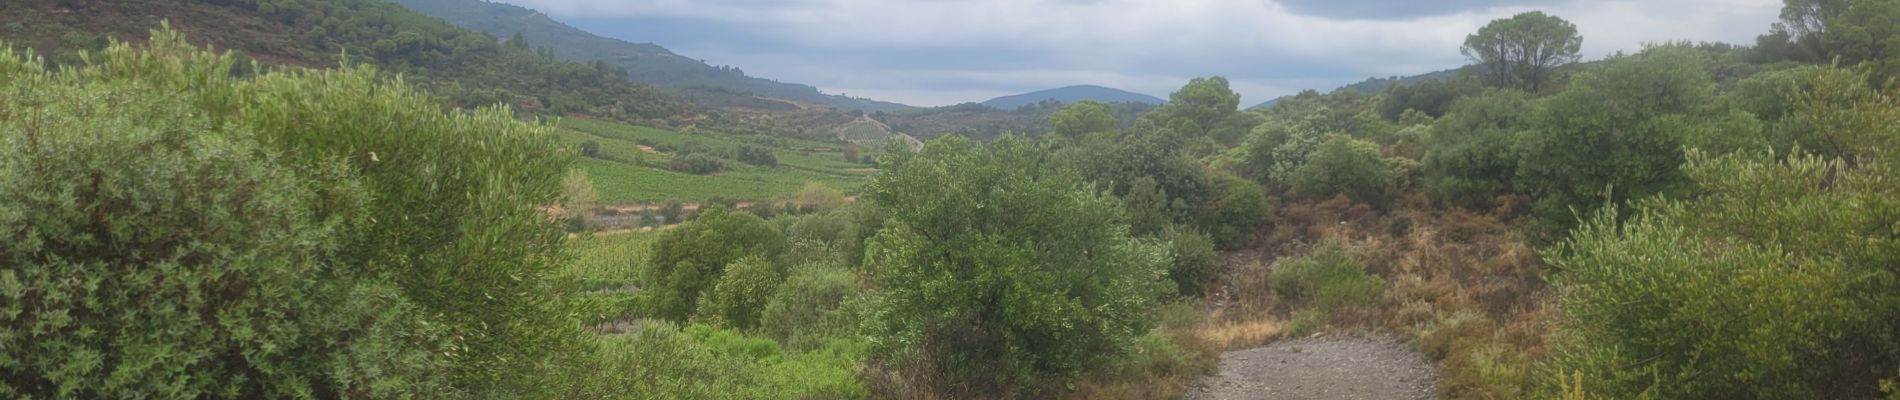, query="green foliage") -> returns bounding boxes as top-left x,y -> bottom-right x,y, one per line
0,27 -> 596,394
1162,227 -> 1220,298
760,263 -> 865,350
863,135 -> 1172,396
734,145 -> 779,167
1202,173 -> 1269,250
1270,241 -> 1385,312
0,29 -> 589,396
1289,134 -> 1393,202
0,73 -> 454,398
670,153 -> 726,174
1377,77 -> 1481,121
586,321 -> 869,400
643,207 -> 789,322
1054,130 -> 1214,235
1545,139 -> 1900,398
1050,100 -> 1119,139
1760,0 -> 1900,86
1423,89 -> 1533,208
1145,77 -> 1262,145
698,256 -> 782,330
1516,46 -> 1714,236
1462,11 -> 1583,91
